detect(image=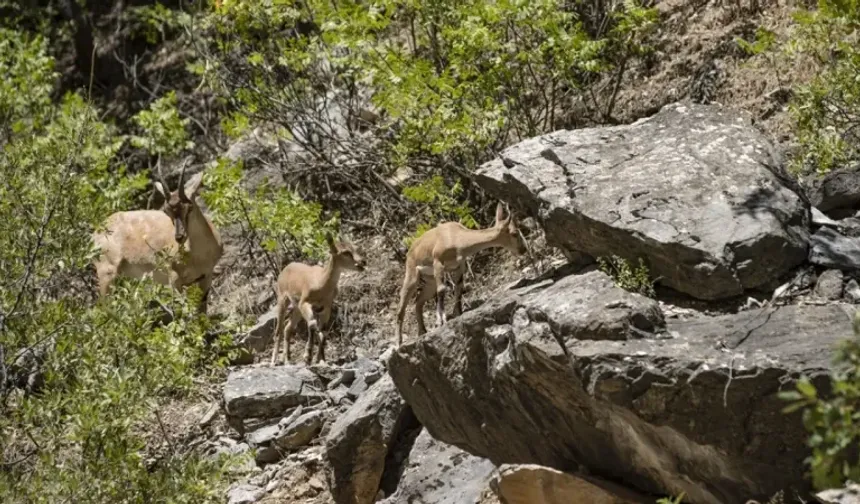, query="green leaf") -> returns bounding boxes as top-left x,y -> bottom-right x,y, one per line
797,378 -> 818,399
